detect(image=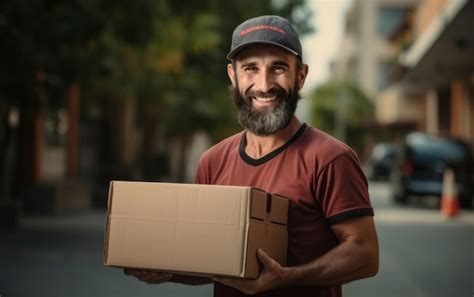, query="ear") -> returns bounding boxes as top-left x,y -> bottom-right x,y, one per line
297,64 -> 309,91
227,63 -> 237,87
